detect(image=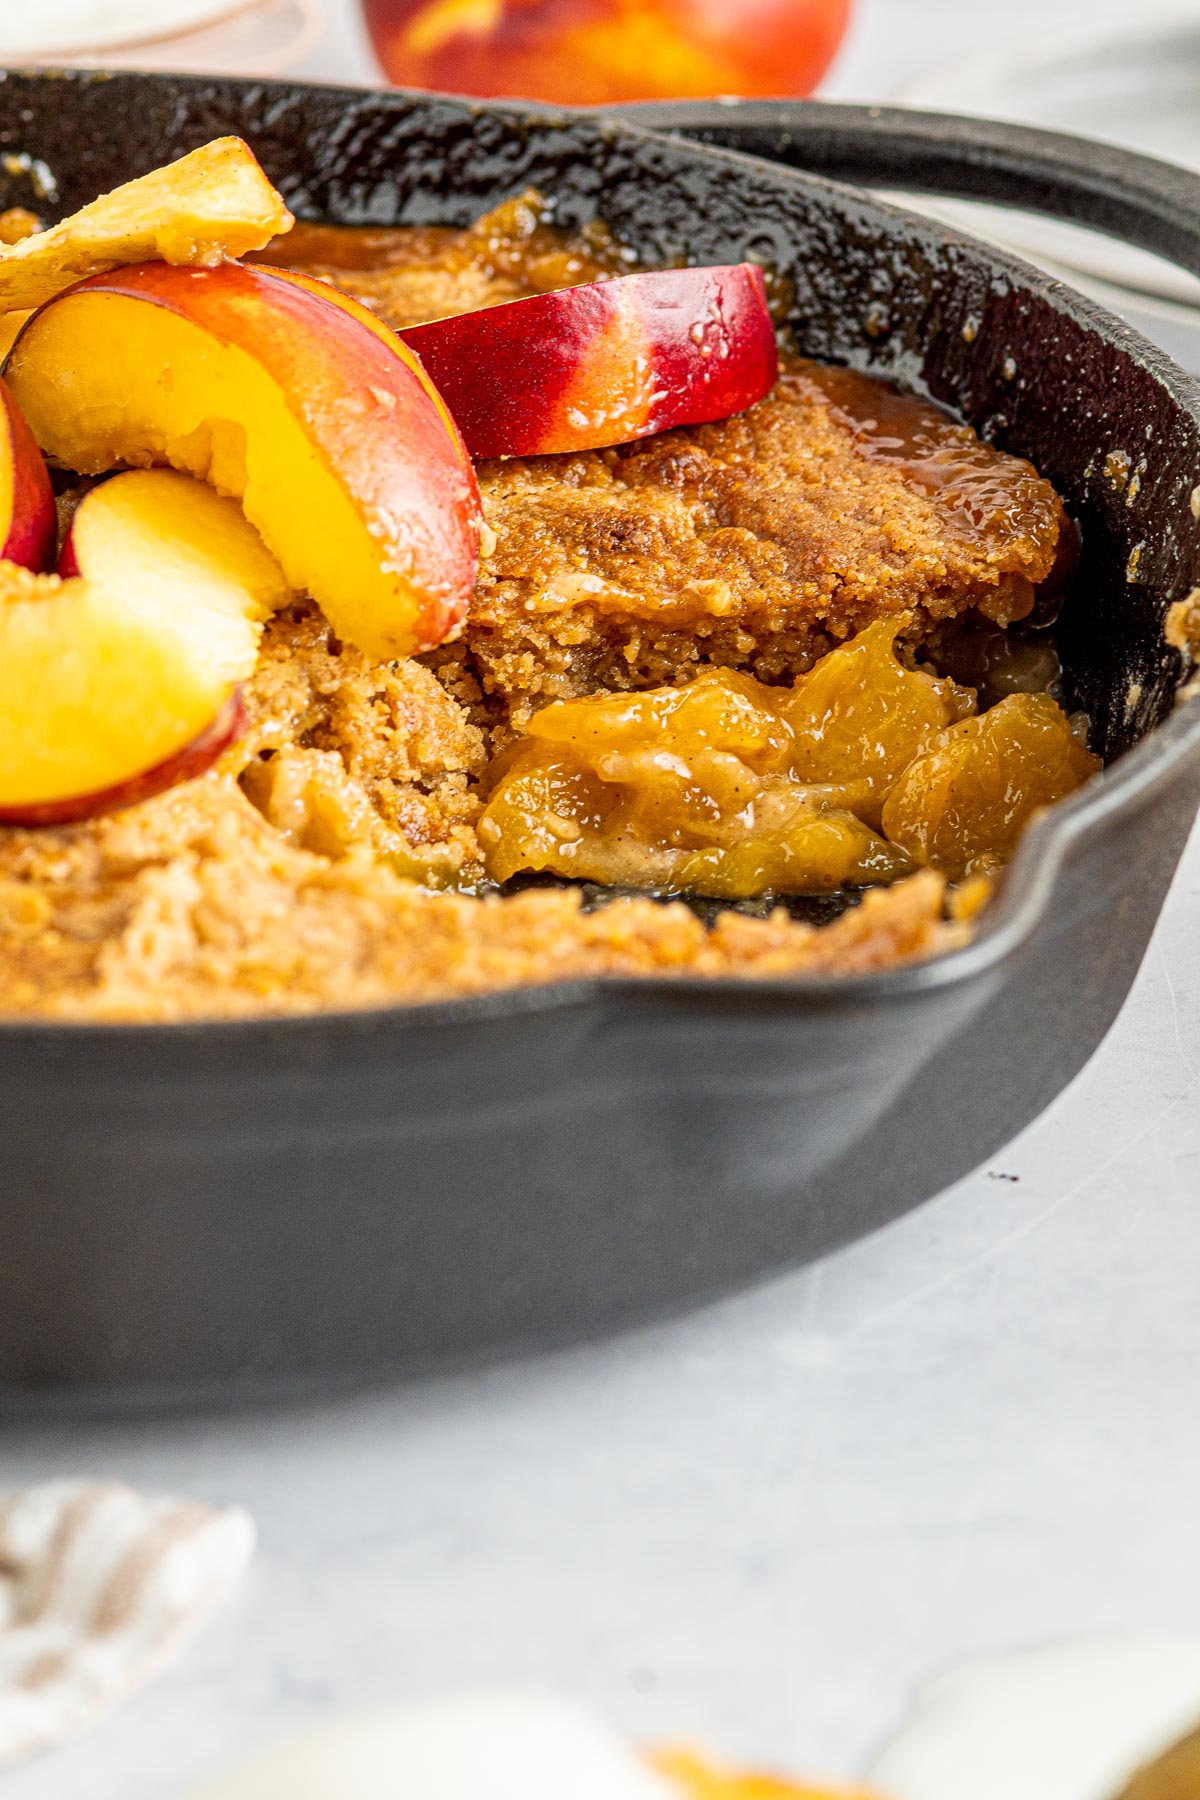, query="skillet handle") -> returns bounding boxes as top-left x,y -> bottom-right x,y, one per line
606,99 -> 1200,281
